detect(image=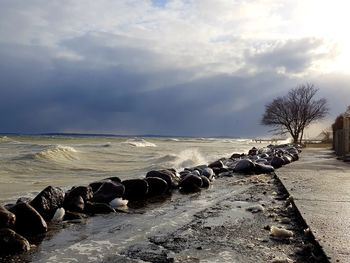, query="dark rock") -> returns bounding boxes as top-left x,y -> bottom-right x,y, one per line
104,176 -> 122,184
145,177 -> 168,197
84,202 -> 115,214
16,197 -> 32,204
200,176 -> 210,188
9,202 -> 47,236
0,228 -> 30,254
63,211 -> 88,221
0,205 -> 16,229
179,174 -> 202,193
146,170 -> 175,189
234,159 -> 255,174
282,155 -> 292,164
254,163 -> 275,174
270,156 -> 285,168
92,181 -> 125,203
212,167 -> 230,175
30,186 -> 65,221
67,186 -> 93,202
122,179 -> 149,201
64,195 -> 85,212
230,153 -> 242,159
208,159 -> 224,169
201,167 -> 215,181
248,147 -> 258,156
